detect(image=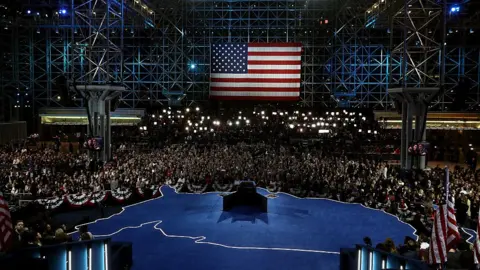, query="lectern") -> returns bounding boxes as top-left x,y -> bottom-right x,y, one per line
223,181 -> 268,212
